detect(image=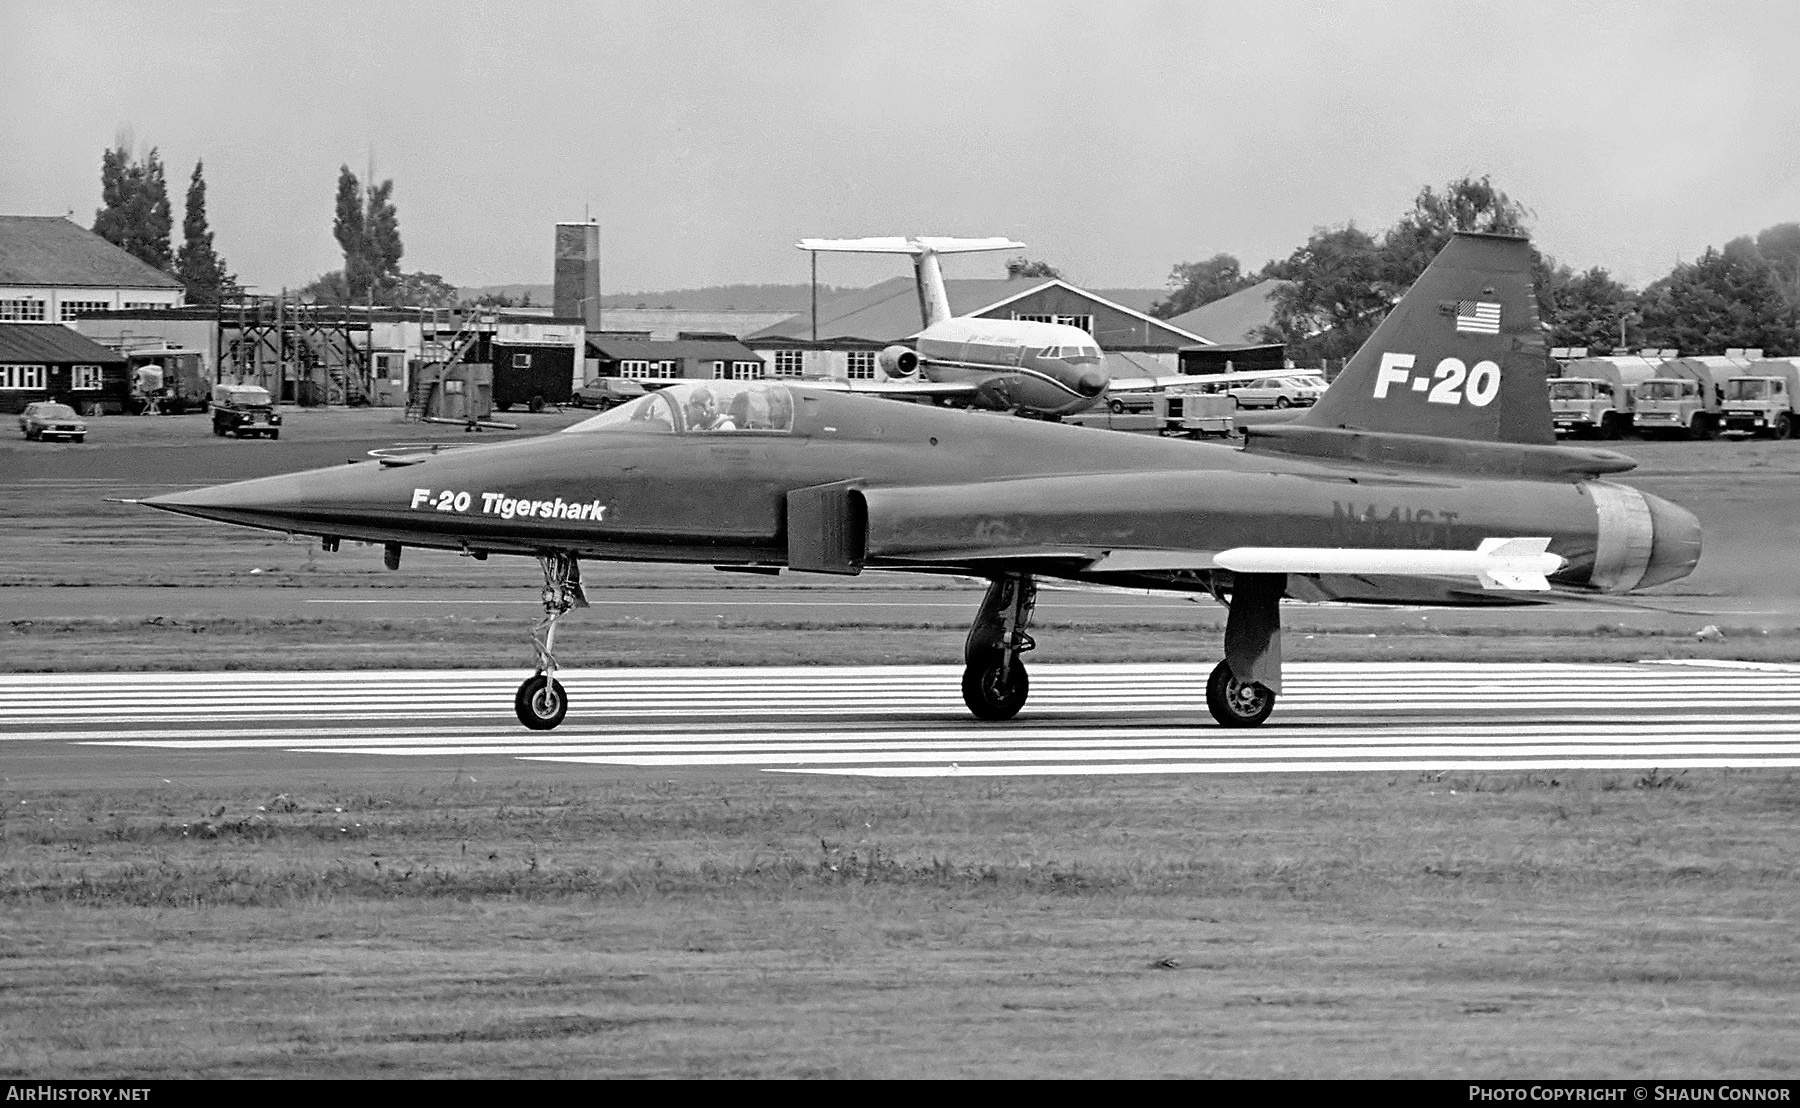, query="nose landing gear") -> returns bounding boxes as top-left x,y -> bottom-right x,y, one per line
516,552 -> 587,730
